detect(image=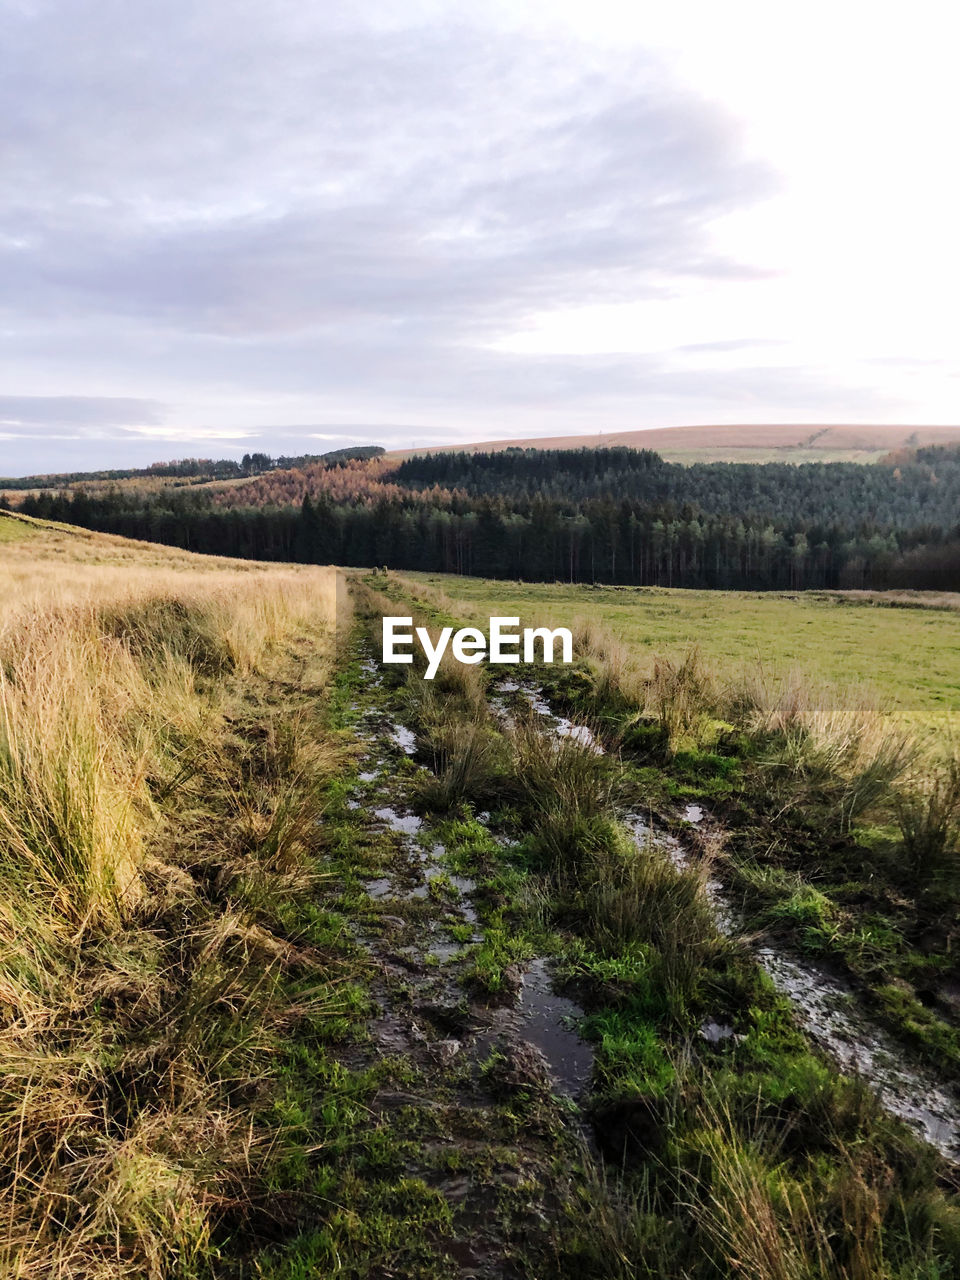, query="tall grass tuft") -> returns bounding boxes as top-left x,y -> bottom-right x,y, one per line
645,647 -> 717,746
416,719 -> 505,812
895,755 -> 960,881
586,826 -> 720,1018
752,702 -> 914,831
509,717 -> 621,885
